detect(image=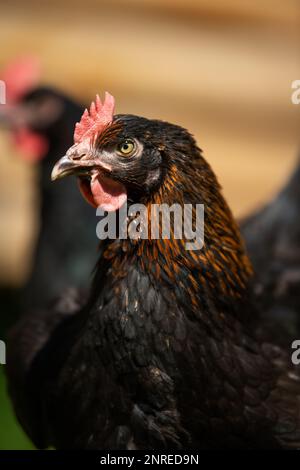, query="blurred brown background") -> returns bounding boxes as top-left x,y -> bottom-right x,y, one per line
0,0 -> 299,285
